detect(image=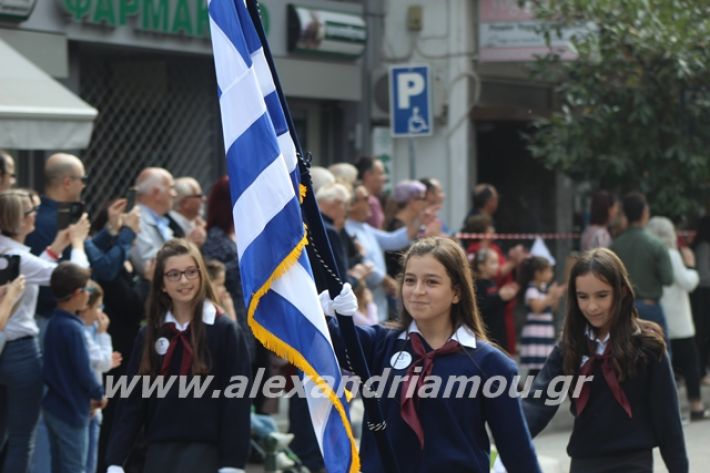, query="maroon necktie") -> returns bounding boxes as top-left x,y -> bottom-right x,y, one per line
400,332 -> 461,448
575,341 -> 632,418
159,323 -> 193,376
